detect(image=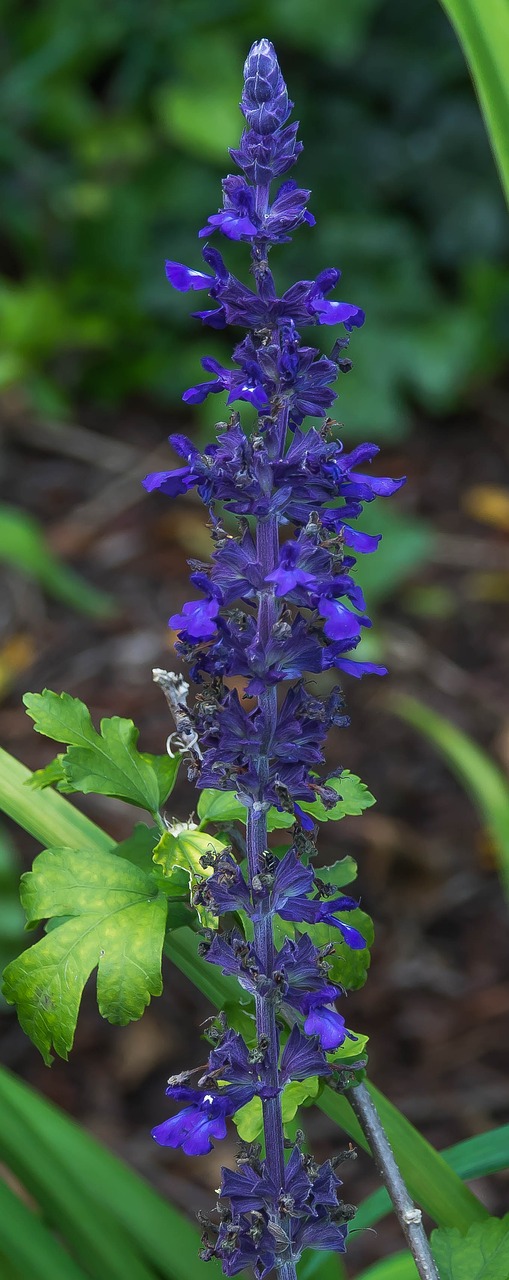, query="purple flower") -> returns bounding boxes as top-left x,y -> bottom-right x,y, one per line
280,1024 -> 330,1082
144,37 -> 404,1276
183,355 -> 269,411
169,597 -> 220,640
302,1000 -> 348,1051
152,1084 -> 252,1157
